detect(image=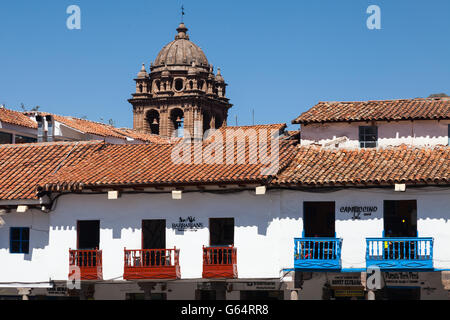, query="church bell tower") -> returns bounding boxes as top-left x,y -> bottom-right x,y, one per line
128,23 -> 232,138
